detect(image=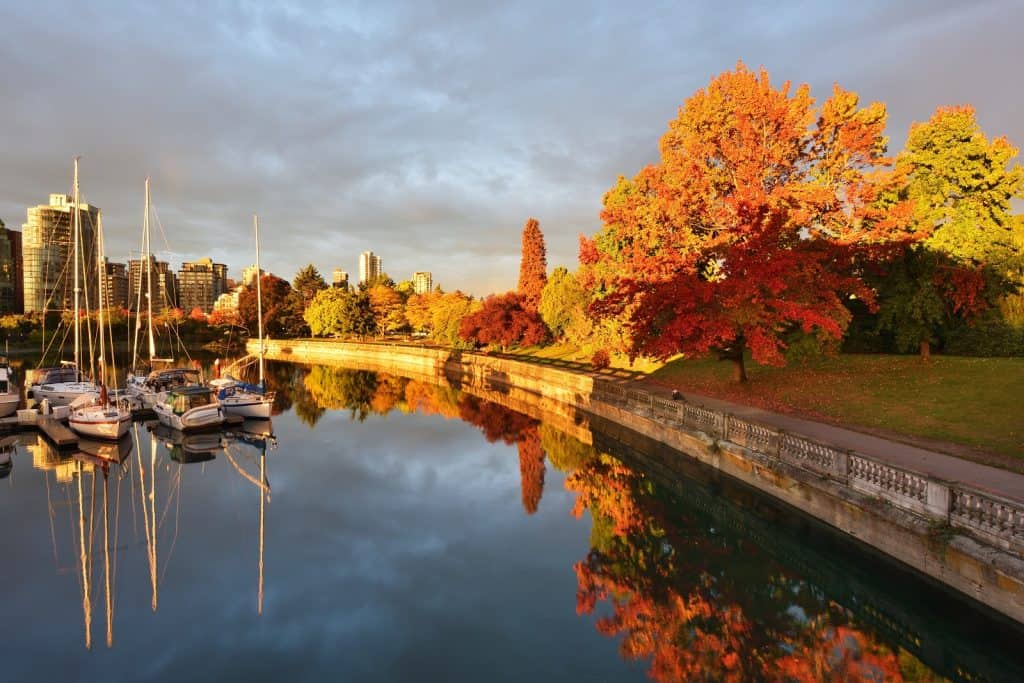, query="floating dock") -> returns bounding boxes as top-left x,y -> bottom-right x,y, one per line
0,409 -> 248,450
